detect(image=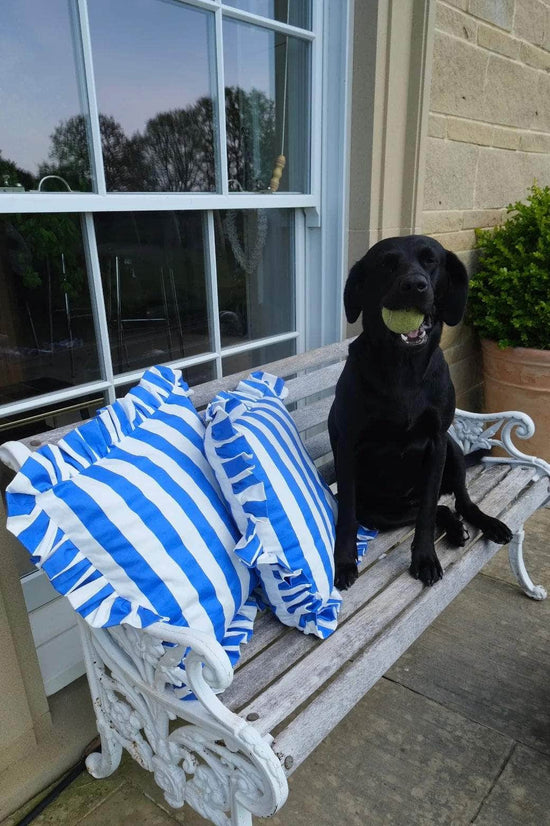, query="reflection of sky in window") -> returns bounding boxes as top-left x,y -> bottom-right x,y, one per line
0,0 -> 84,174
0,0 -> 277,179
223,20 -> 273,98
88,0 -> 215,137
